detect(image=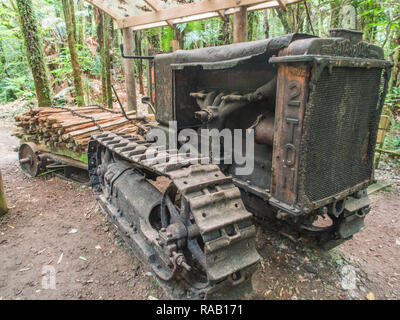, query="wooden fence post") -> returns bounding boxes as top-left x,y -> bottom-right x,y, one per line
0,169 -> 7,216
